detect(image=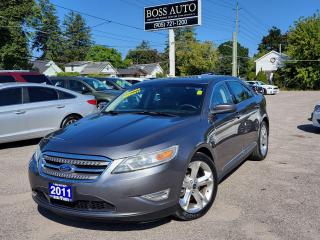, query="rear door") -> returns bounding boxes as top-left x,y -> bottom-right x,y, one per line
22,86 -> 65,137
0,87 -> 27,143
207,82 -> 243,171
227,81 -> 259,152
